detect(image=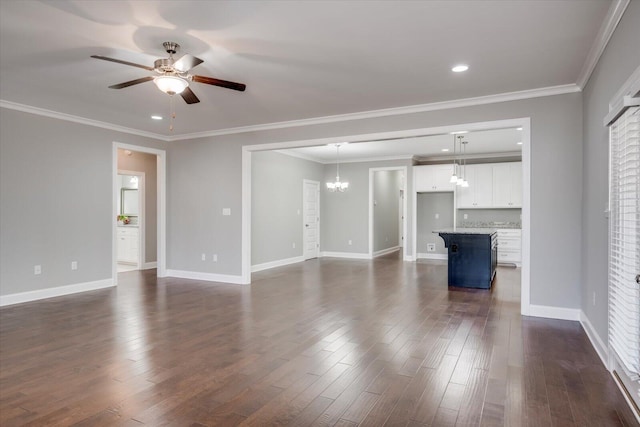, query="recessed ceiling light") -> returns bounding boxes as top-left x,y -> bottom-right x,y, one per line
452,64 -> 469,73
441,148 -> 450,152
517,141 -> 523,145
517,127 -> 523,131
450,130 -> 468,135
151,115 -> 163,120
